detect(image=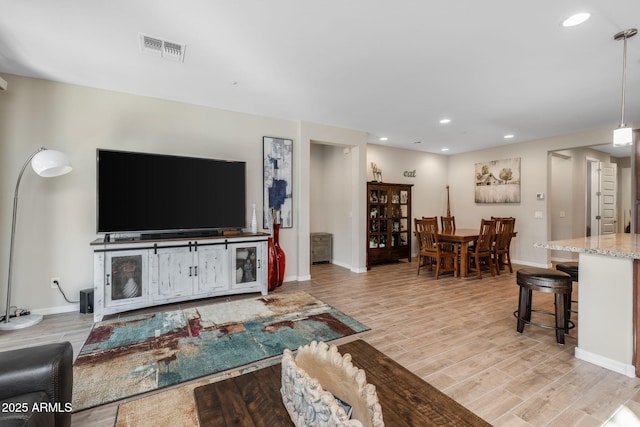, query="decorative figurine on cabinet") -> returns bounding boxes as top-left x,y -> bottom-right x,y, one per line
371,163 -> 382,182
